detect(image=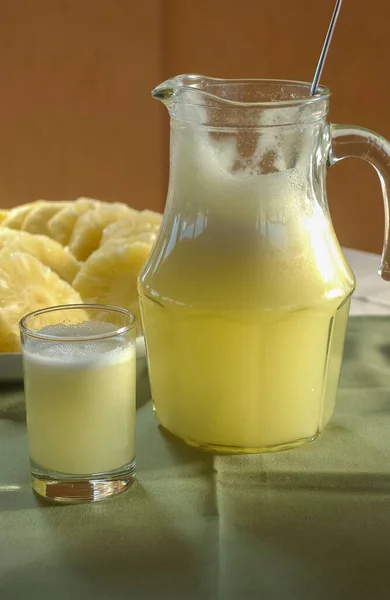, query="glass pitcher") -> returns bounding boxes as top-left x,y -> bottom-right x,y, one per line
139,75 -> 390,454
